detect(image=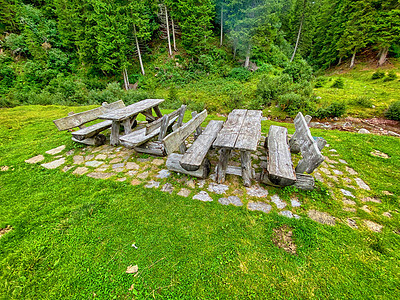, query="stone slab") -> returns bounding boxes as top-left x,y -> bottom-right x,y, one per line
41,158 -> 66,169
